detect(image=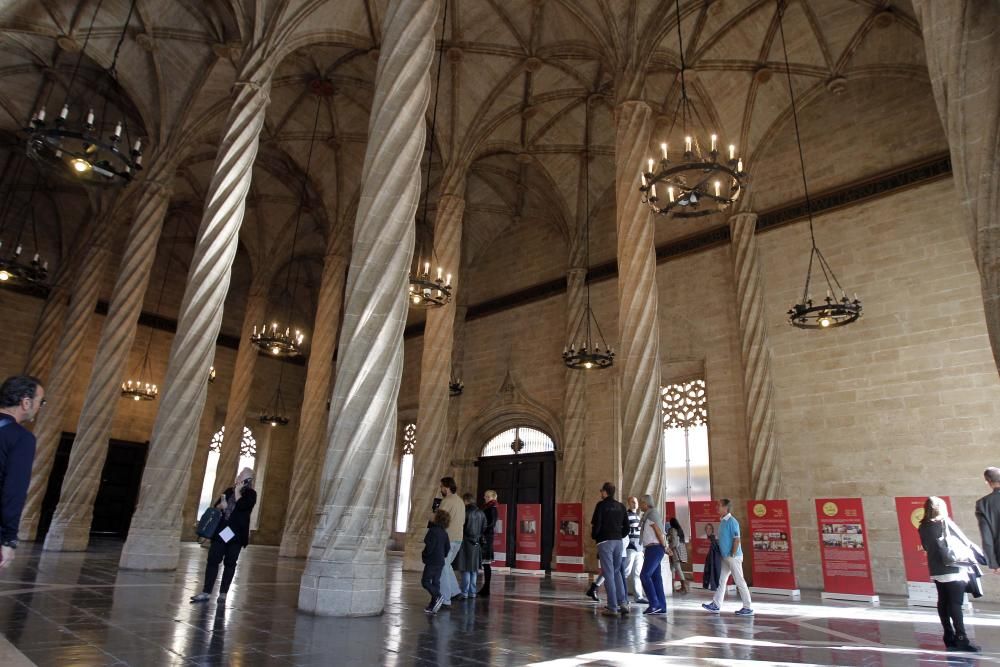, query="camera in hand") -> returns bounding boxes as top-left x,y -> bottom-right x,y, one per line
432,497 -> 442,512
